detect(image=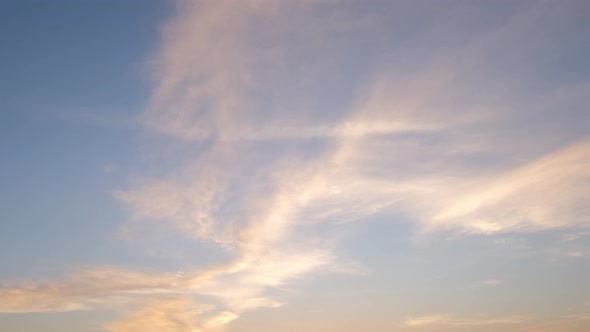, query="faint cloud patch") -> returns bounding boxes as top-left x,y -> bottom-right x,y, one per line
403,313 -> 531,328
103,163 -> 115,174
482,278 -> 502,286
